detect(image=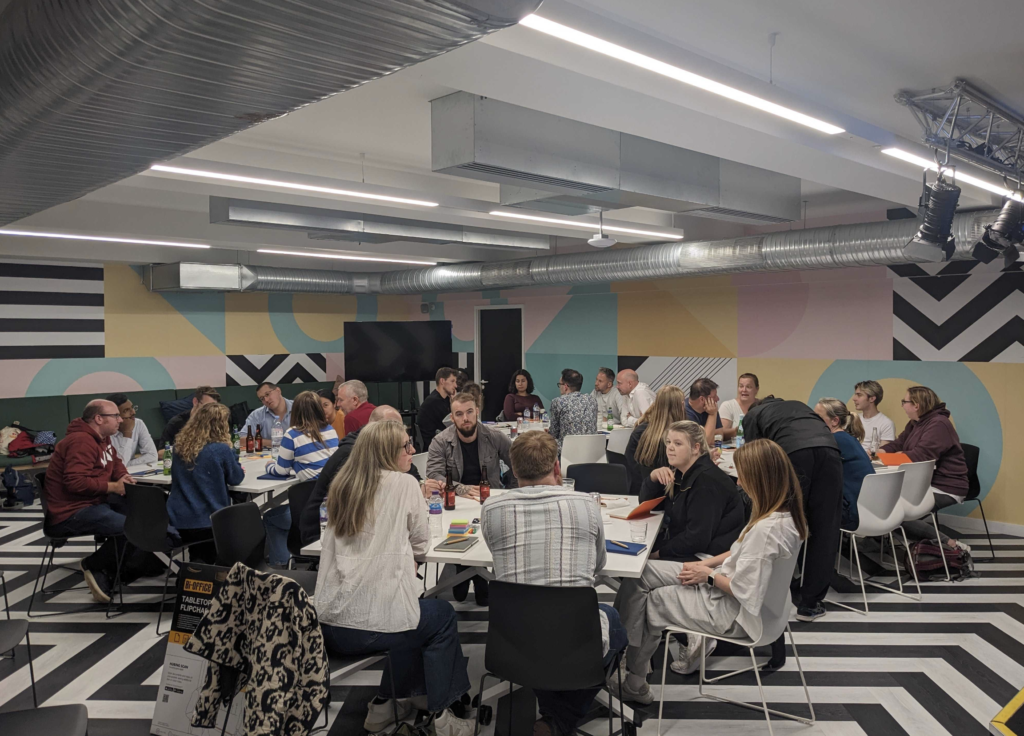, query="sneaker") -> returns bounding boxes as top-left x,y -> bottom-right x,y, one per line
433,707 -> 475,736
364,697 -> 414,733
82,565 -> 112,604
670,635 -> 716,676
796,603 -> 826,622
606,659 -> 654,705
533,716 -> 563,736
